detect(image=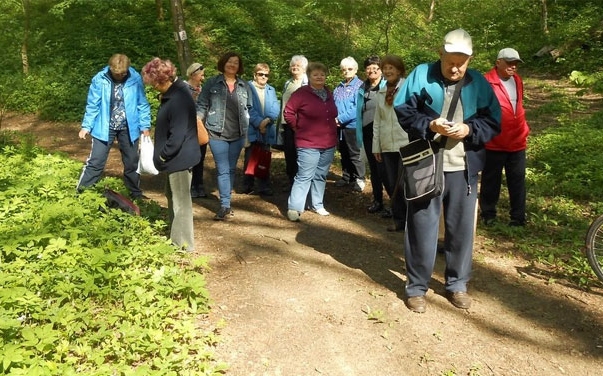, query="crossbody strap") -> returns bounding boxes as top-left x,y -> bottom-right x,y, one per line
440,75 -> 465,145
